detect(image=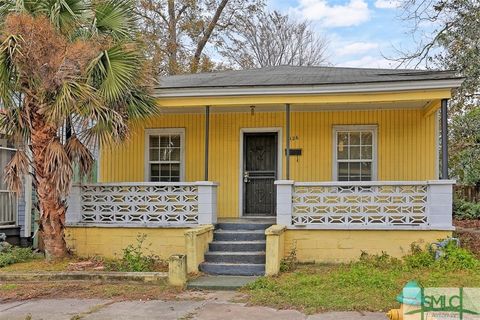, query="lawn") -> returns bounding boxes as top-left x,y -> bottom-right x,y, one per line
243,245 -> 480,314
